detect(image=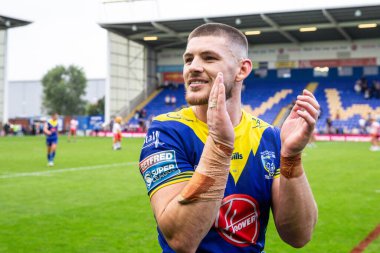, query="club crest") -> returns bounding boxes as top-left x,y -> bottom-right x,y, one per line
260,150 -> 276,179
